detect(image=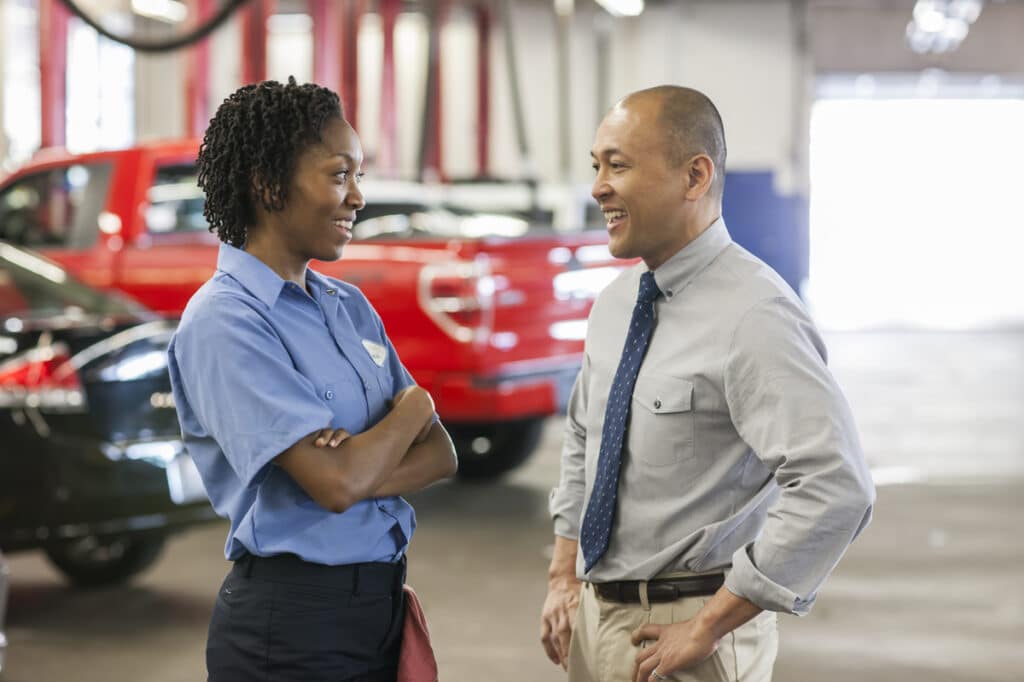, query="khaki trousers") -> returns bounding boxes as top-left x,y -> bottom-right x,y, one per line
567,581 -> 778,682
